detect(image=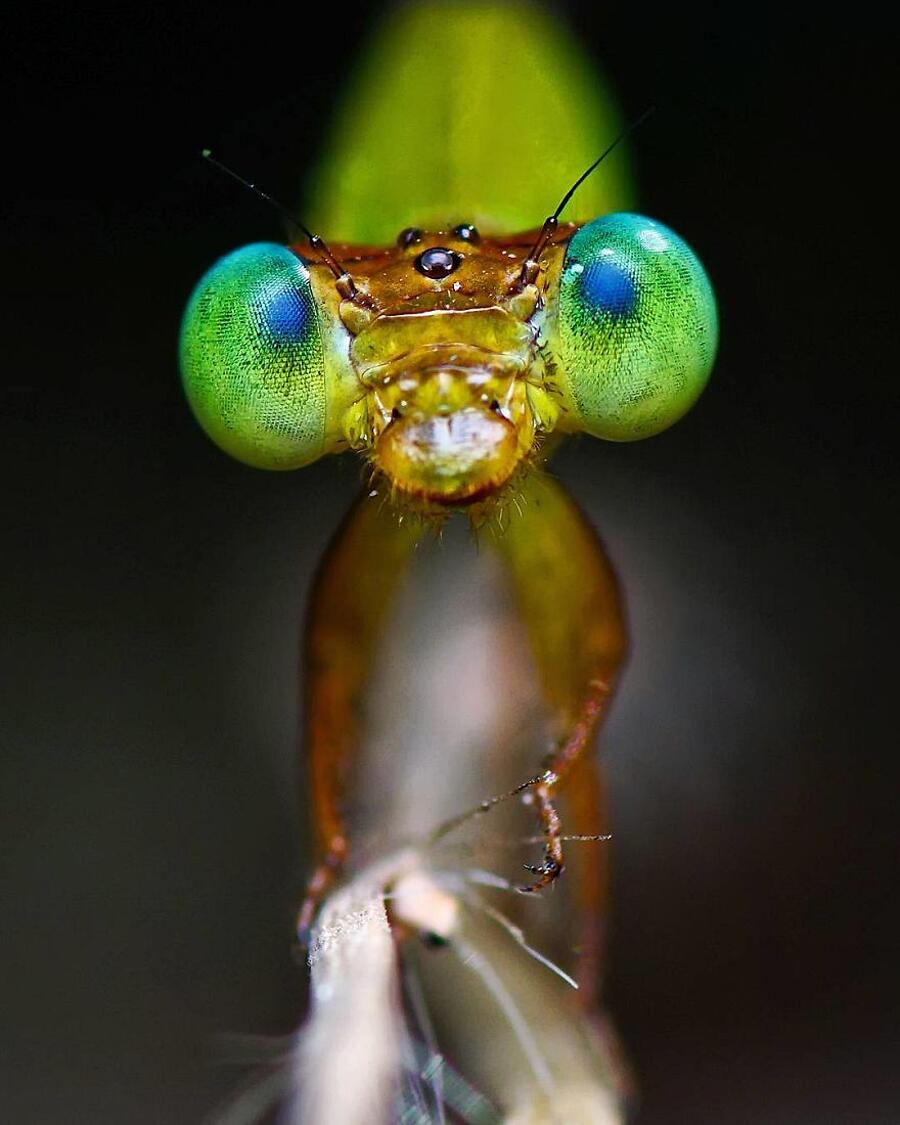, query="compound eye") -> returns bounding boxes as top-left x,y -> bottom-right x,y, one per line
180,243 -> 328,469
554,213 -> 718,441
